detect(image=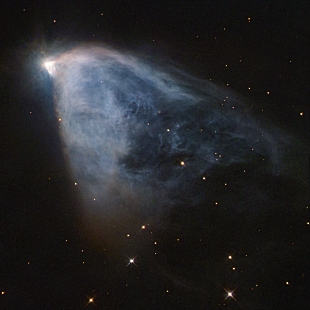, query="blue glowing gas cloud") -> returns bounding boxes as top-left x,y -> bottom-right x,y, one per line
48,44 -> 285,219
